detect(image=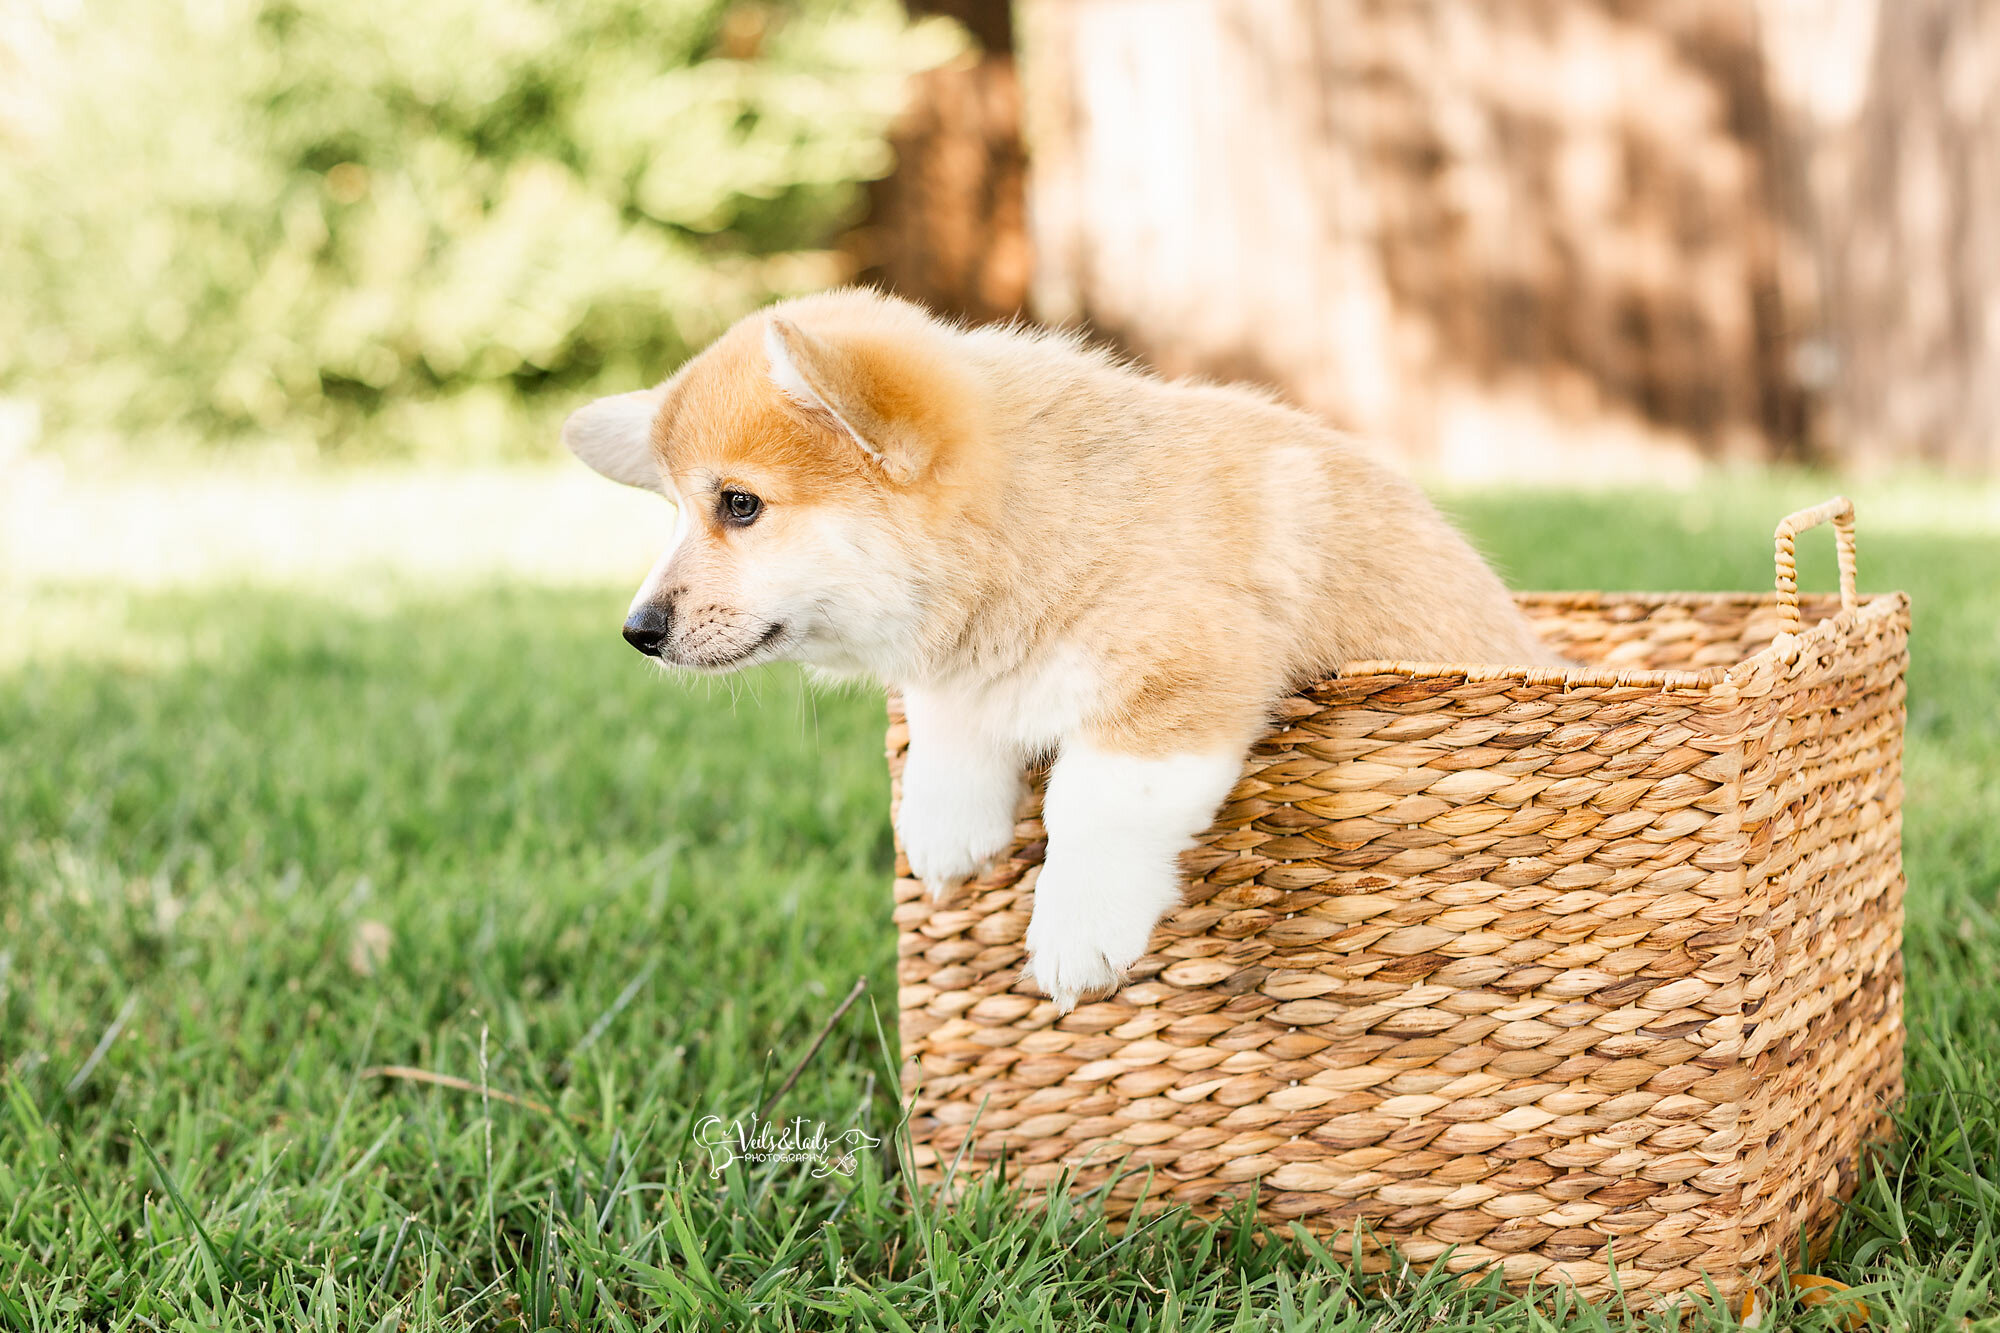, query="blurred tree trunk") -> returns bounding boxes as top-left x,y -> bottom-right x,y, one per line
1760,0 -> 2000,471
854,1 -> 1031,324
1020,0 -> 1808,478
1020,0 -> 2000,476
865,0 -> 1999,472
